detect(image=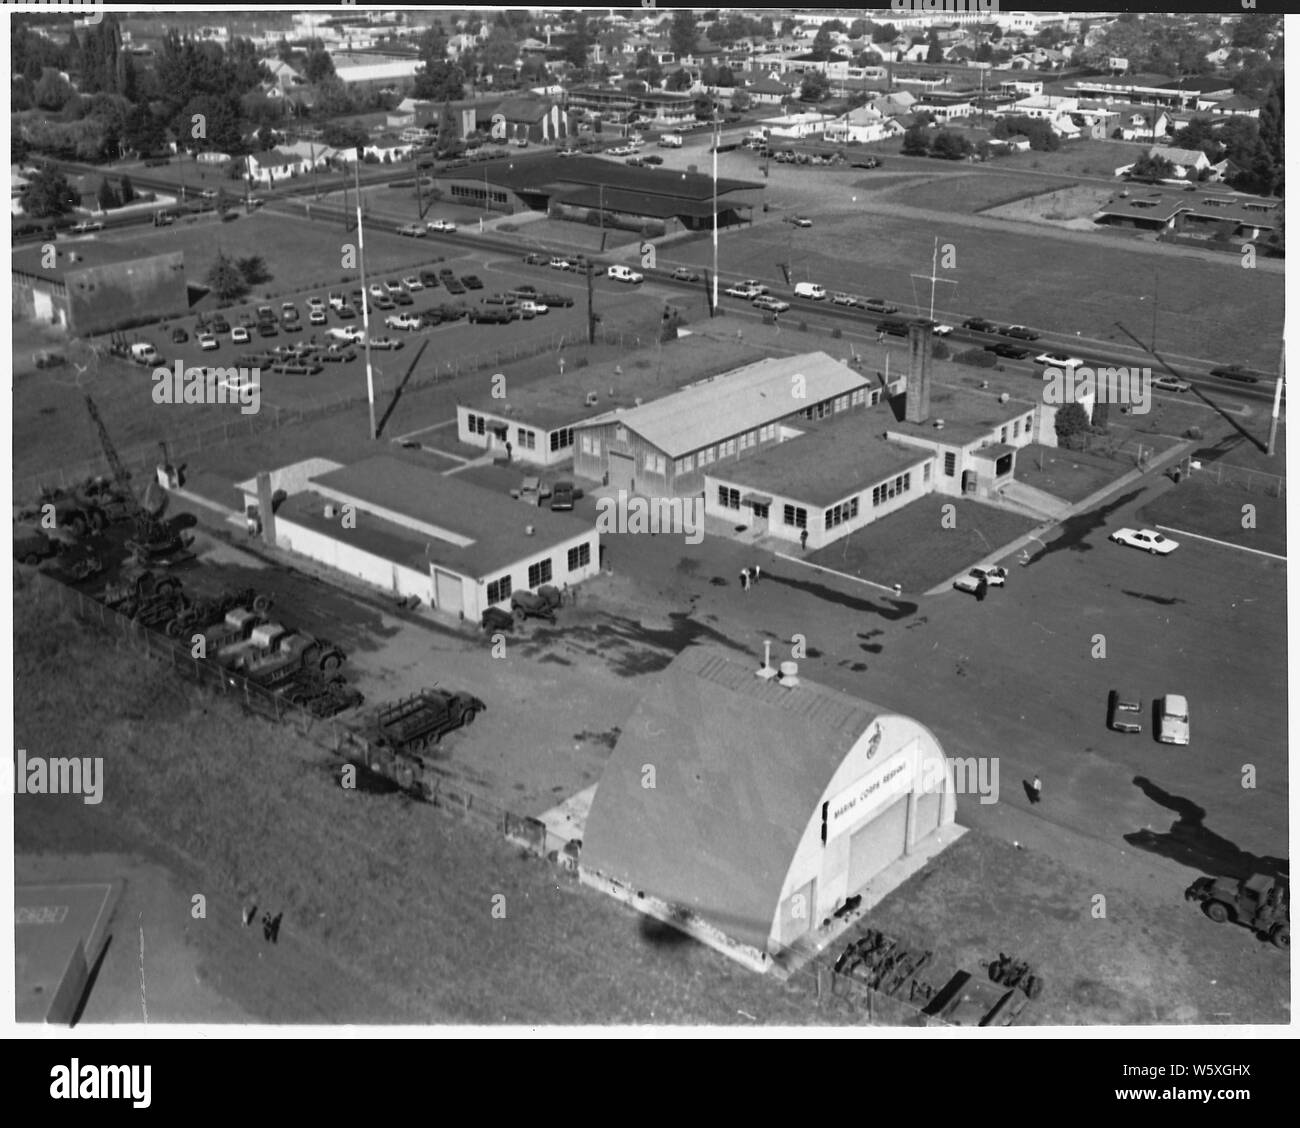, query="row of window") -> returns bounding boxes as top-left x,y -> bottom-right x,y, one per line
825,497 -> 859,528
998,414 -> 1034,444
783,504 -> 807,530
872,472 -> 912,507
718,486 -> 740,510
484,543 -> 593,605
467,414 -> 572,452
449,185 -> 508,205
